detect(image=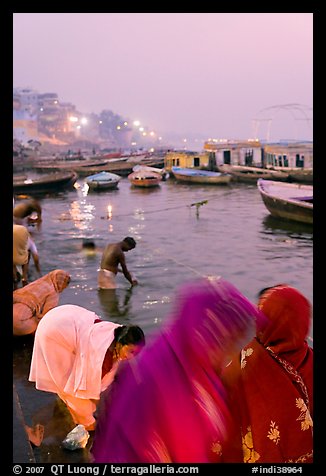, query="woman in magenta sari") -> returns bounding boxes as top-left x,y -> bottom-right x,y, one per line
91,277 -> 264,463
222,284 -> 313,463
